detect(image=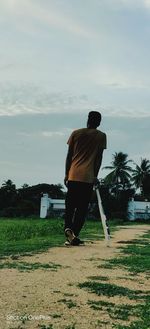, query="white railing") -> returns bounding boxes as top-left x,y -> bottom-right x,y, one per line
40,194 -> 65,218
127,199 -> 150,220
